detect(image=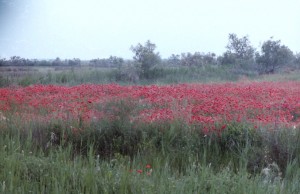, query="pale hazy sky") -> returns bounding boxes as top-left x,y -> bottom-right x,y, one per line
0,0 -> 299,59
